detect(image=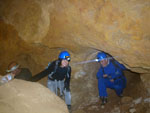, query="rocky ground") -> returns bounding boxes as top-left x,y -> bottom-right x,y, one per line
0,69 -> 150,113
71,71 -> 150,113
